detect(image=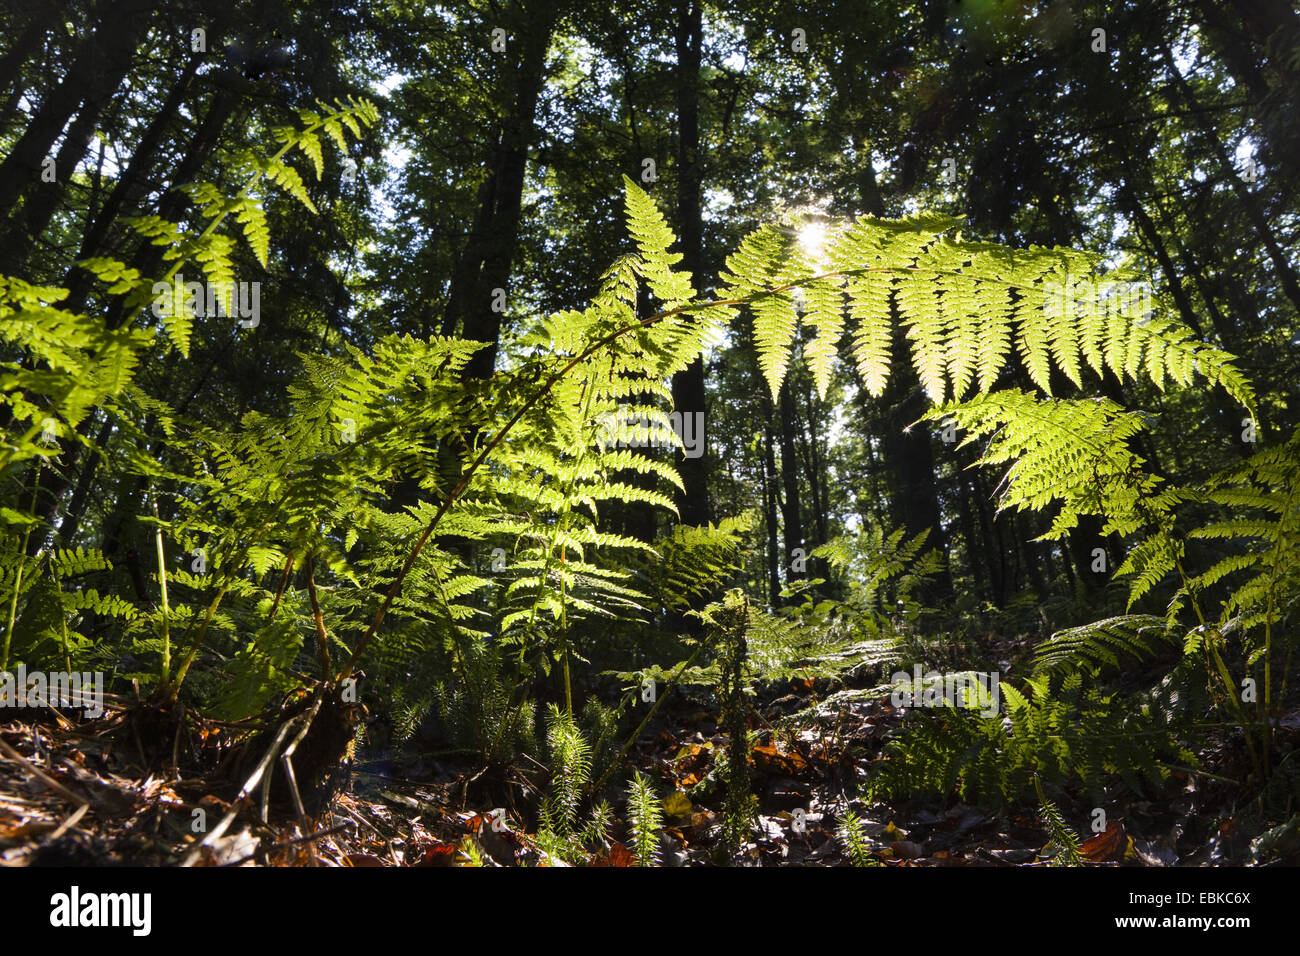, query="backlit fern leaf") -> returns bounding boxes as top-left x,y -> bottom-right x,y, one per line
1033,615 -> 1175,675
